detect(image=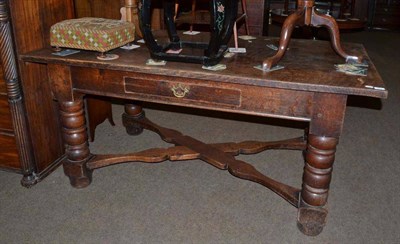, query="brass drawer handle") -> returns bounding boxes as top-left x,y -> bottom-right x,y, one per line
171,84 -> 190,98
